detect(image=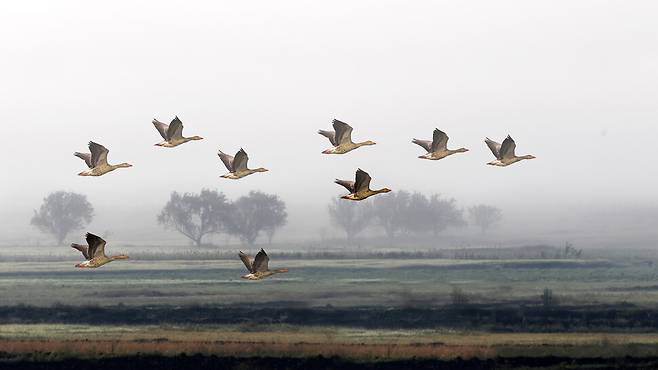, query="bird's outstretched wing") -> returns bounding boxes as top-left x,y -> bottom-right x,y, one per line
86,232 -> 107,258
354,168 -> 372,193
152,119 -> 169,140
217,150 -> 235,172
167,116 -> 184,140
88,142 -> 109,167
232,149 -> 249,172
334,179 -> 355,193
431,129 -> 449,152
485,138 -> 502,159
499,135 -> 517,159
74,152 -> 93,168
71,243 -> 90,260
239,251 -> 254,273
252,249 -> 270,272
318,130 -> 337,146
412,139 -> 432,152
332,119 -> 353,145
